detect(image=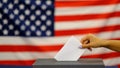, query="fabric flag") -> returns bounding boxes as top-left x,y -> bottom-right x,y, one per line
0,0 -> 120,68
